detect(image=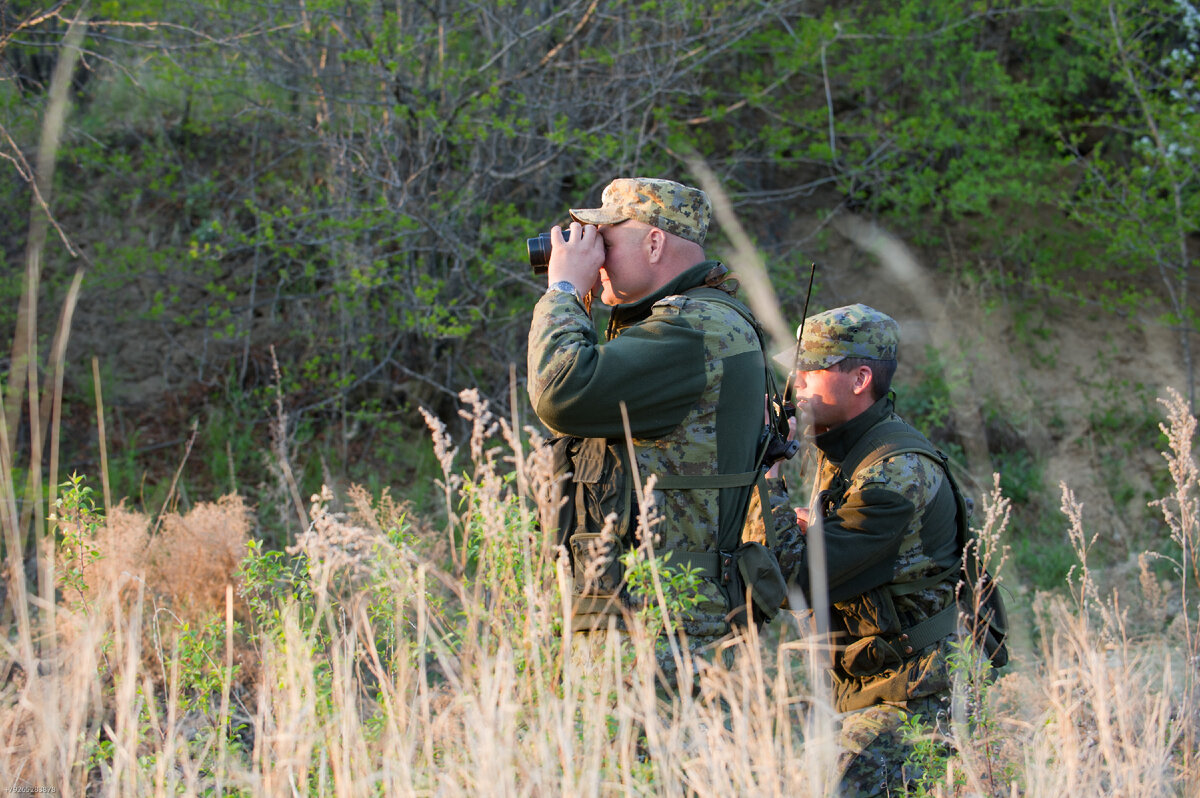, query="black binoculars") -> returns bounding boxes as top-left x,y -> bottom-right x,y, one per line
526,231 -> 569,274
